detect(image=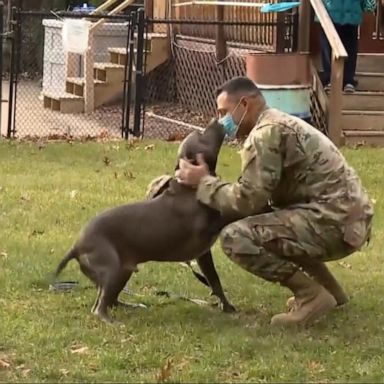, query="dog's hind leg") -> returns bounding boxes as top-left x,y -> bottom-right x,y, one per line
79,243 -> 123,324
110,269 -> 133,308
197,250 -> 236,313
